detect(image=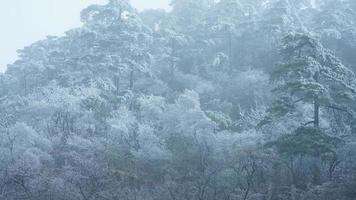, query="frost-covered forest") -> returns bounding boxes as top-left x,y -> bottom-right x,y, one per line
1,0 -> 356,199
